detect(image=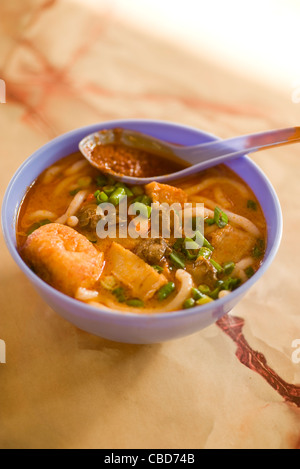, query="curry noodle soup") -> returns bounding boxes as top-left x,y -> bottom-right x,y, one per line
17,135 -> 267,314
